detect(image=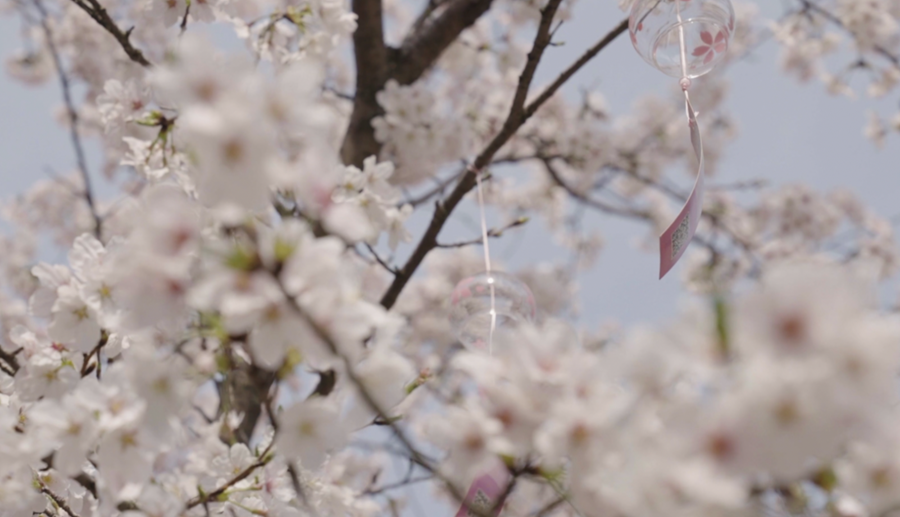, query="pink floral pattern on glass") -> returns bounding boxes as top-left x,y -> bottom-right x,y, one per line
692,30 -> 727,64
